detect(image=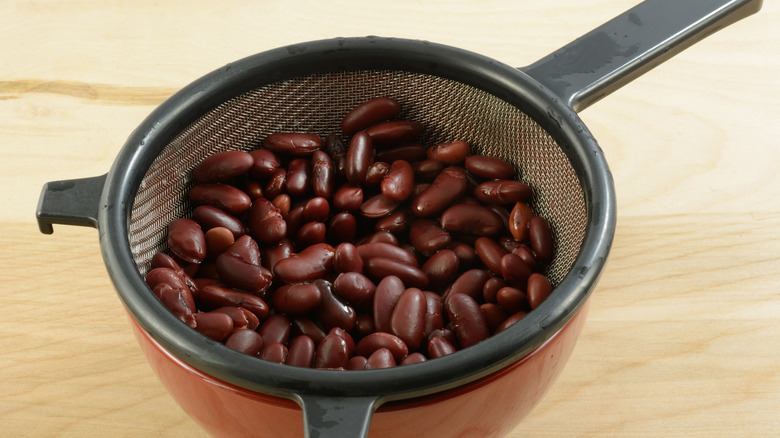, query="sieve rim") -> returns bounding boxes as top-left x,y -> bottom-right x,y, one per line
99,36 -> 615,401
